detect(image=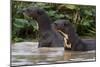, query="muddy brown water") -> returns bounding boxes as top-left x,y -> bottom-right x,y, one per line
11,42 -> 96,66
